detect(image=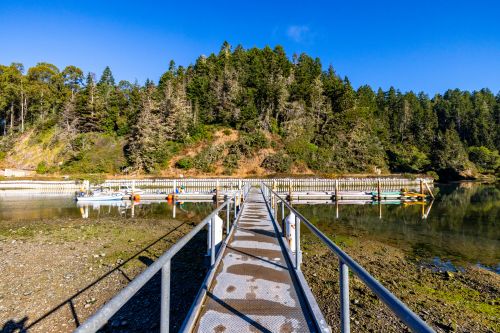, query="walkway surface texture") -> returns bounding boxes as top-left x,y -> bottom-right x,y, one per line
193,188 -> 316,332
